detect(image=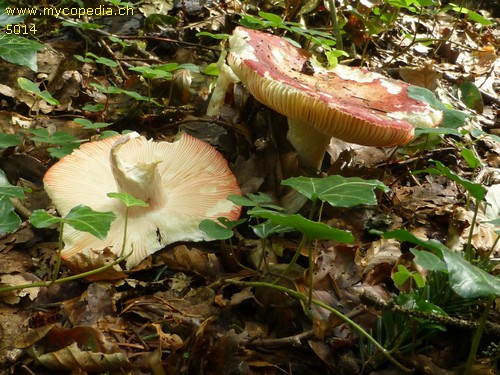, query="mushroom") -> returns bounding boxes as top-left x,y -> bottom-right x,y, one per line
223,27 -> 443,171
43,132 -> 241,269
